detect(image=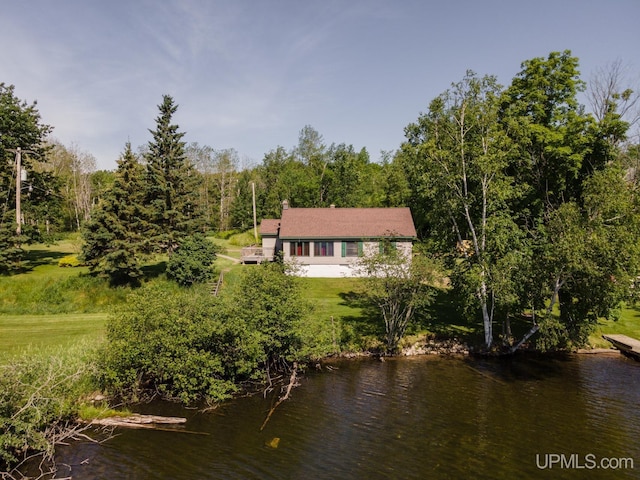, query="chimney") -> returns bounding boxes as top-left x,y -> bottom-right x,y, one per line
282,199 -> 289,210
